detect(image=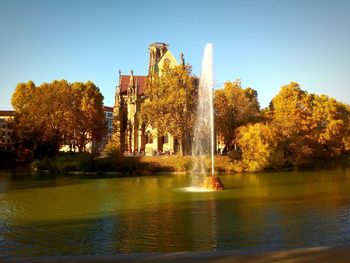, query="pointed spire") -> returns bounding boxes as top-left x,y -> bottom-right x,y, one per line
135,77 -> 139,99
129,70 -> 134,85
127,70 -> 134,102
180,53 -> 185,67
118,69 -> 122,86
